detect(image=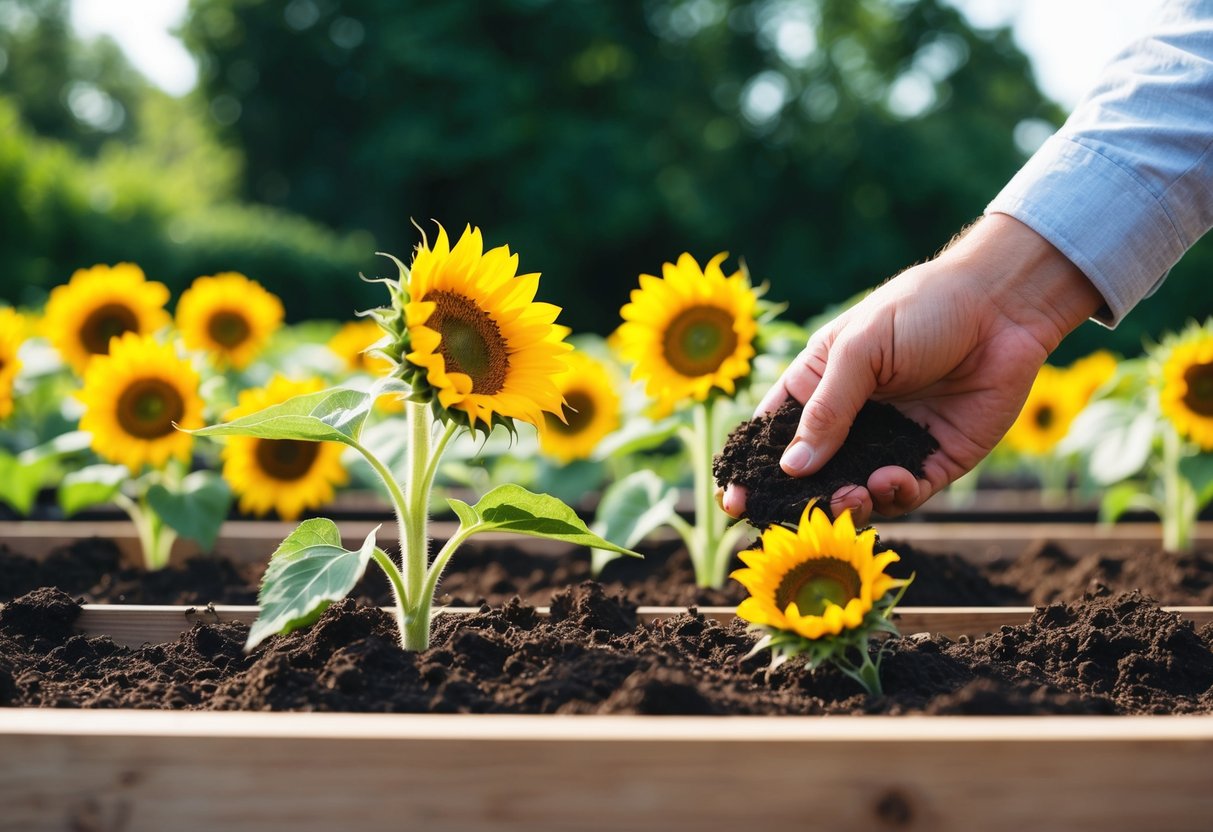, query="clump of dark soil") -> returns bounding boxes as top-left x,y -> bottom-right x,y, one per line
4,584 -> 1211,715
714,399 -> 939,529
